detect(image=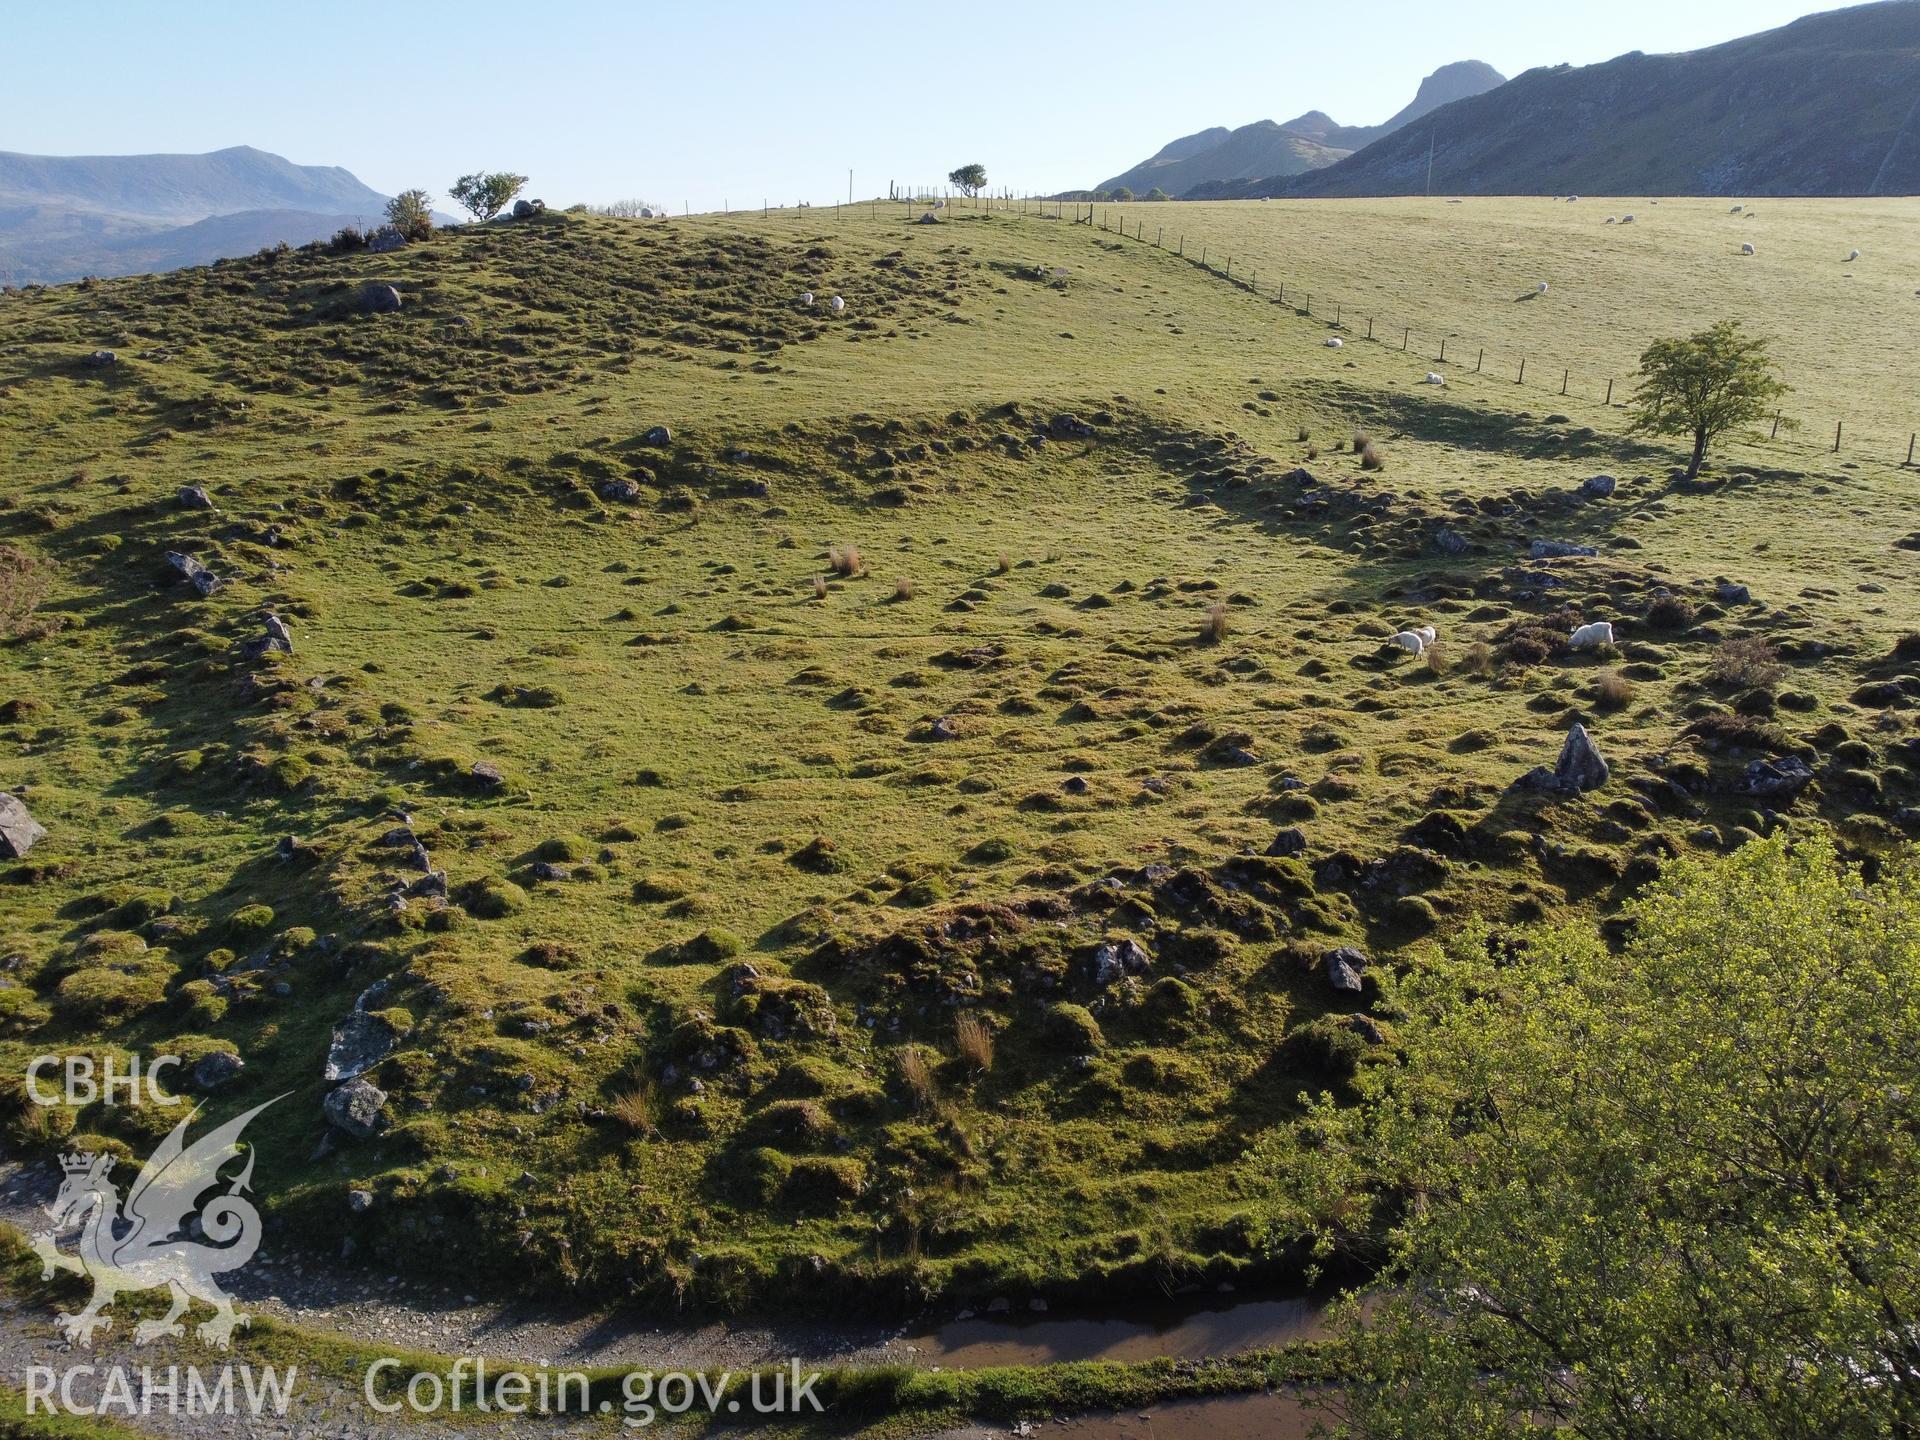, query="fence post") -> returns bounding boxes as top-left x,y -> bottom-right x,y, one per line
1305,294 -> 1311,316
1402,327 -> 1409,351
1439,339 -> 1446,363
1334,304 -> 1341,326
1158,228 -> 1163,248
1561,369 -> 1570,396
1834,421 -> 1843,453
1179,234 -> 1184,255
1908,433 -> 1916,466
1606,378 -> 1614,405
1278,284 -> 1284,304
1518,358 -> 1527,384
1771,411 -> 1782,439
1476,348 -> 1483,373
1226,256 -> 1231,280
1201,246 -> 1207,267
1367,318 -> 1373,340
